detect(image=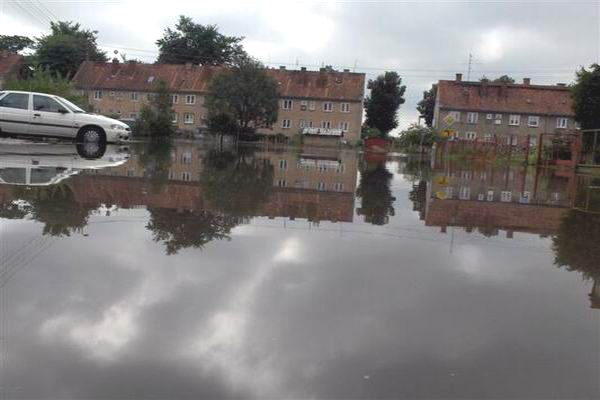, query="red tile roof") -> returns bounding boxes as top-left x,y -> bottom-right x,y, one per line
73,61 -> 366,102
437,80 -> 574,116
0,51 -> 24,79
